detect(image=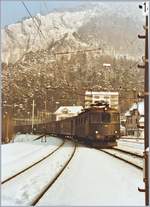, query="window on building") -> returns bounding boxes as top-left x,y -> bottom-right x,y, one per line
94,95 -> 100,99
